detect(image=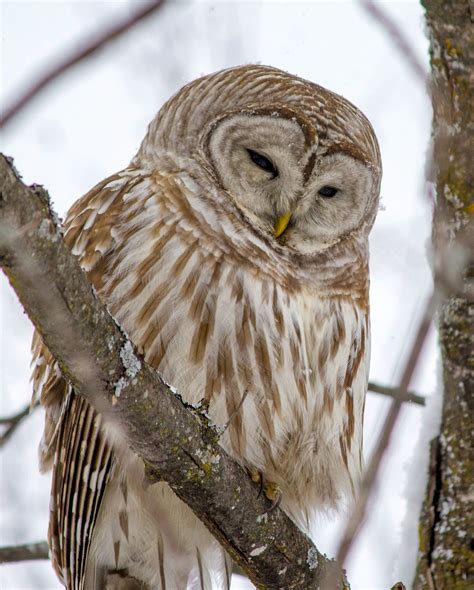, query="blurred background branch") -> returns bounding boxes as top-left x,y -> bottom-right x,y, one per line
0,1 -> 166,128
331,0 -> 436,570
337,292 -> 434,565
368,381 -> 425,405
0,403 -> 34,449
358,0 -> 429,85
0,542 -> 49,565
